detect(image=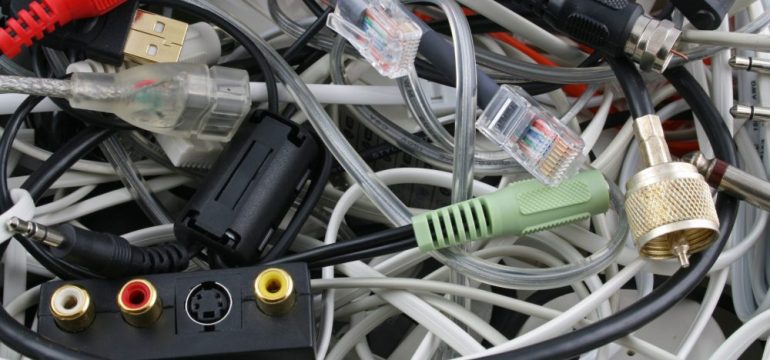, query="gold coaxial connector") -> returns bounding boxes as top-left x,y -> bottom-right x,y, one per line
117,279 -> 162,327
254,268 -> 296,316
50,284 -> 95,333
